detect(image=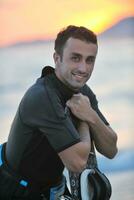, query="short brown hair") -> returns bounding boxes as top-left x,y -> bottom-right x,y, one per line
54,25 -> 97,56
